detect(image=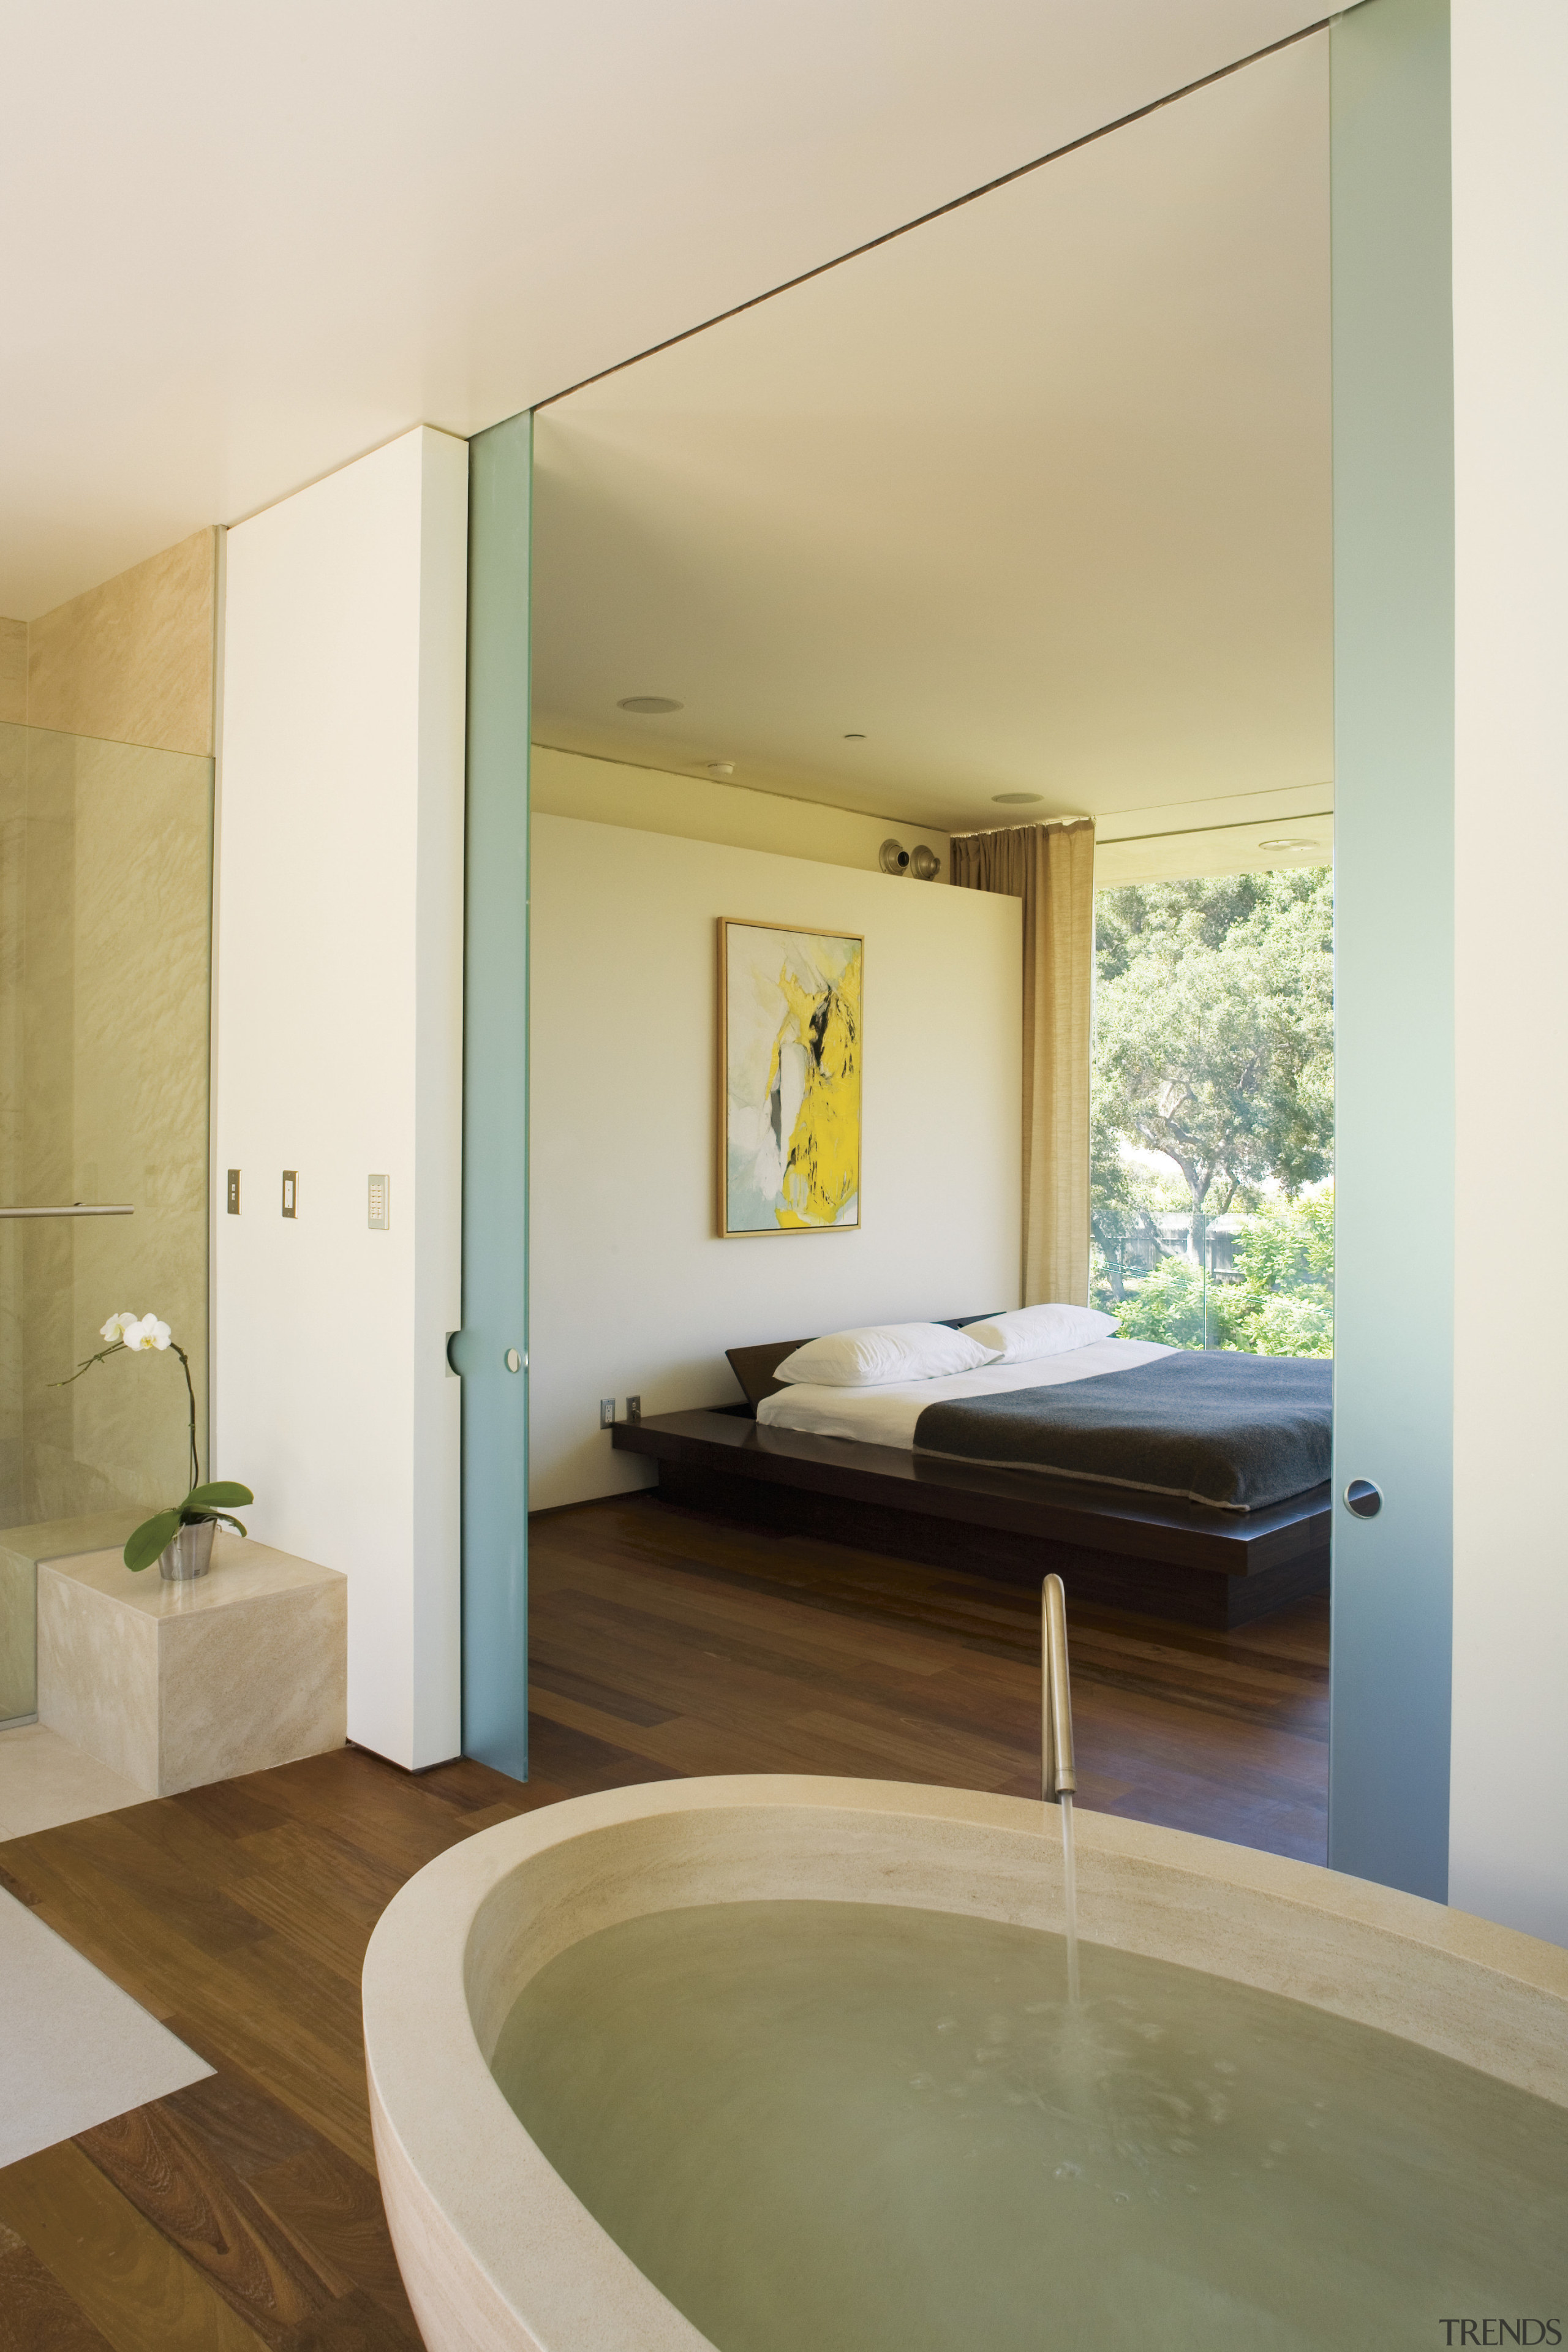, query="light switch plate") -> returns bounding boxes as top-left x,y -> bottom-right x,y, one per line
368,1173 -> 390,1231
227,1169 -> 241,1215
282,1170 -> 298,1219
625,1395 -> 642,1424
